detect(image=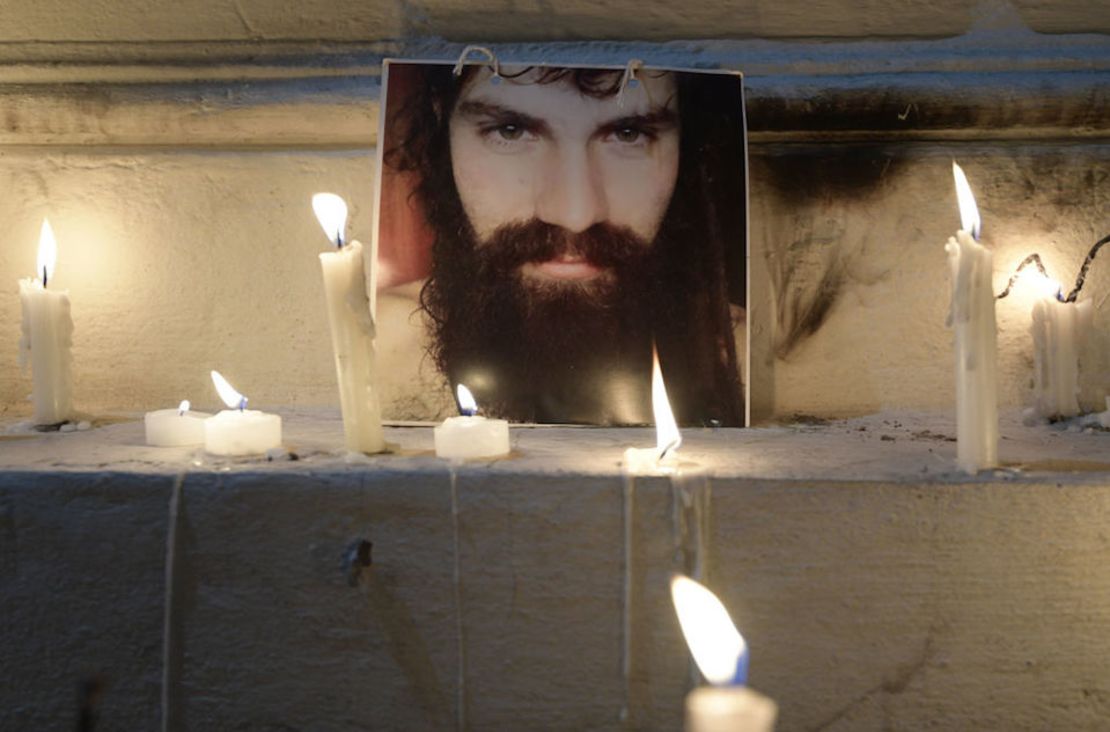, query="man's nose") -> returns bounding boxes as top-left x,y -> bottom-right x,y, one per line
534,146 -> 608,234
